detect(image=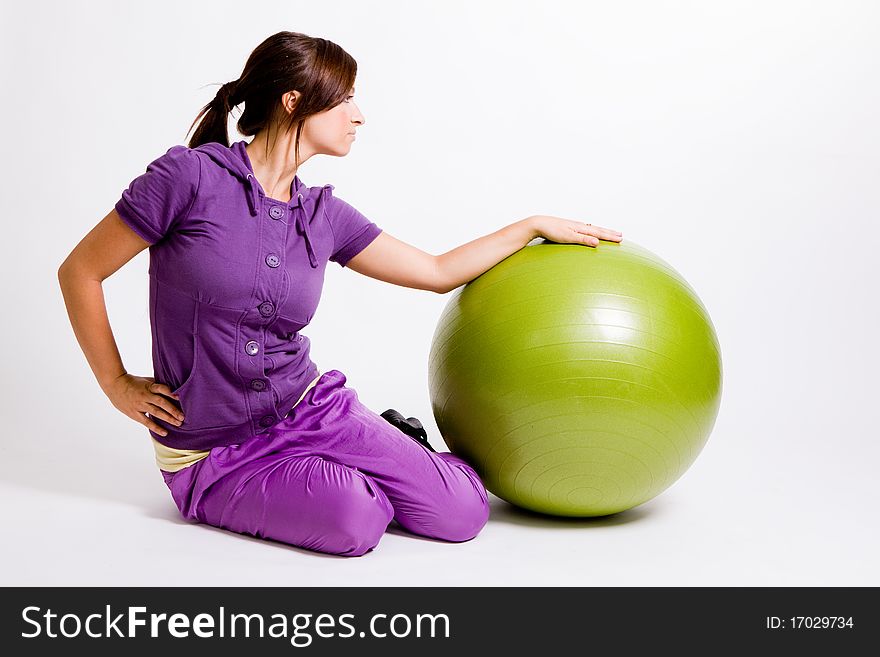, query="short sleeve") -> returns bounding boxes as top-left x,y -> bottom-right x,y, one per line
115,145 -> 200,245
323,186 -> 383,267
